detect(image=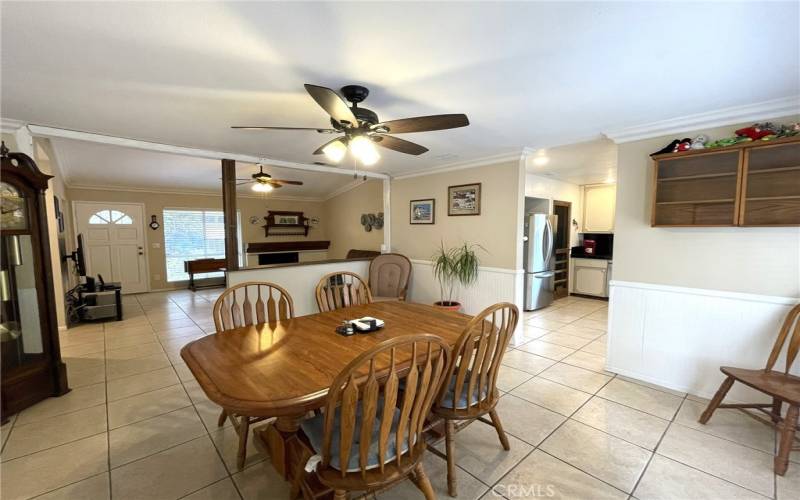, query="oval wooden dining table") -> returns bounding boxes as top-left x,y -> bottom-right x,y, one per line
180,301 -> 473,482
